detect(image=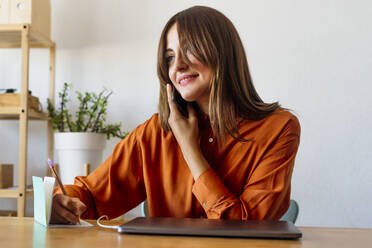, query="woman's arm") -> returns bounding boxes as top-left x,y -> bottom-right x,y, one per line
166,84 -> 210,180
52,126 -> 147,221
